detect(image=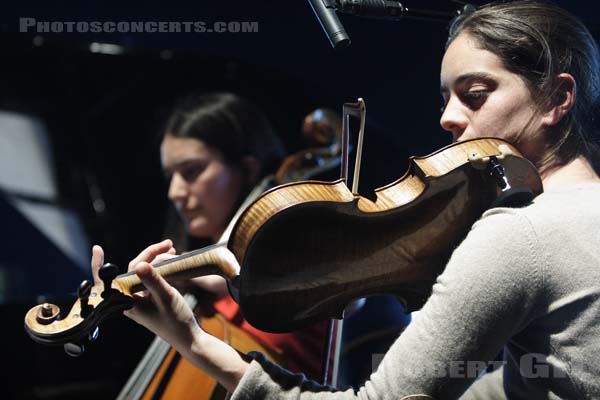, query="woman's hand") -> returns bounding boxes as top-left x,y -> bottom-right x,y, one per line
91,240 -> 201,352
128,240 -> 203,352
90,240 -> 250,392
